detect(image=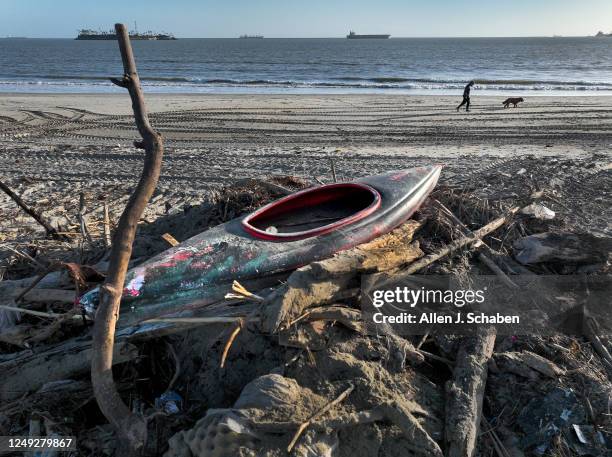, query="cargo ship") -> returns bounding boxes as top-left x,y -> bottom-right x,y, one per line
239,35 -> 264,39
347,31 -> 390,39
76,28 -> 176,40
